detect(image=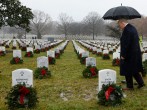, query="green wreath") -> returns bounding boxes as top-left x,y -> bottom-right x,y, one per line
24,51 -> 33,57
0,51 -> 6,56
97,52 -> 102,56
55,53 -> 60,59
82,66 -> 98,78
48,57 -> 56,64
112,58 -> 120,66
142,60 -> 147,77
80,57 -> 87,64
102,54 -> 110,60
5,84 -> 38,109
98,83 -> 124,106
10,57 -> 23,64
34,49 -> 40,54
34,66 -> 51,79
21,47 -> 26,51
